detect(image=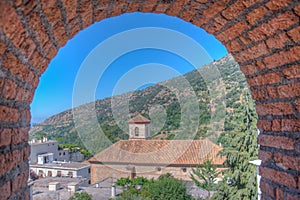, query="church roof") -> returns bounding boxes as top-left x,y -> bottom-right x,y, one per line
128,114 -> 151,124
89,140 -> 225,166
